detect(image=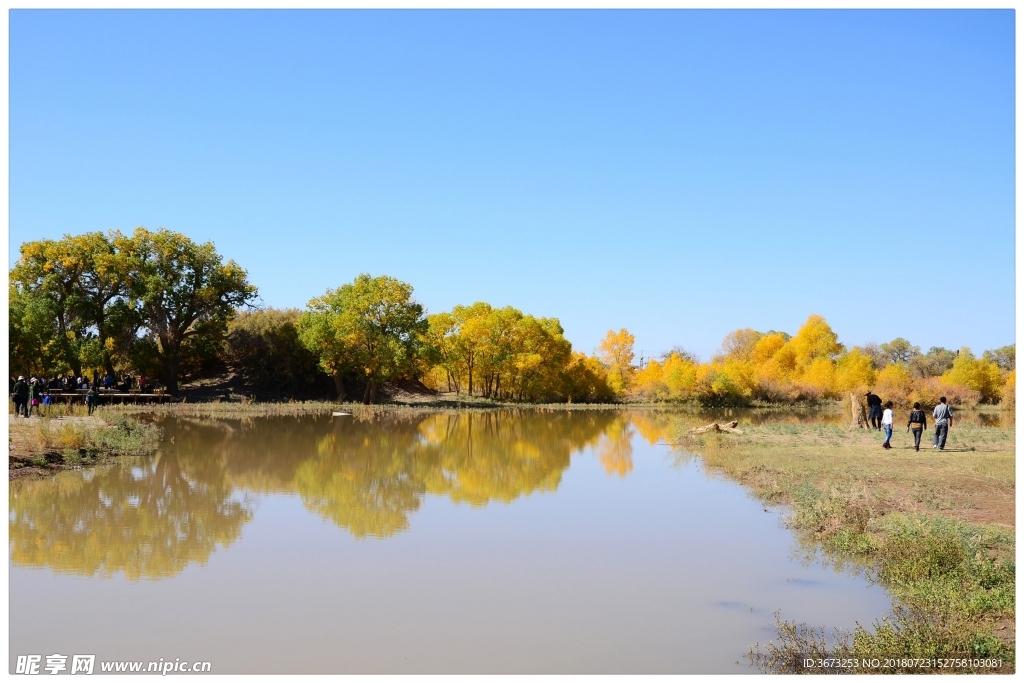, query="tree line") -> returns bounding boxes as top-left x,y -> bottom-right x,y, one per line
626,315 -> 1014,407
9,230 -> 1014,406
